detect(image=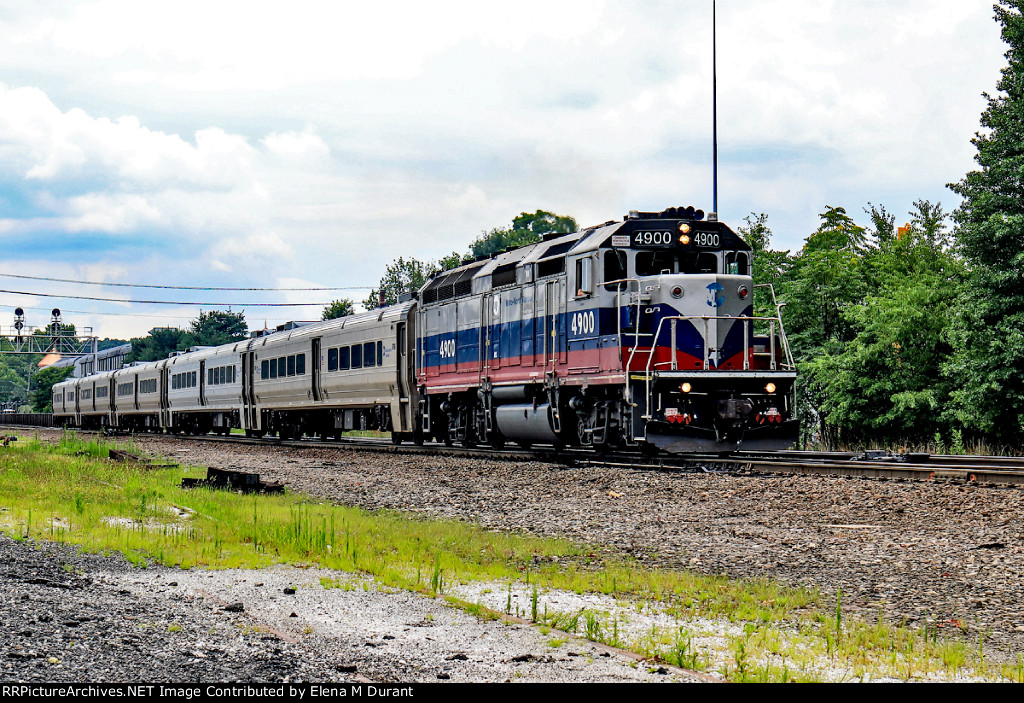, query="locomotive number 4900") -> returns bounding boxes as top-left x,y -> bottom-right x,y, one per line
439,338 -> 456,359
632,231 -> 673,246
571,311 -> 596,336
693,231 -> 720,247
